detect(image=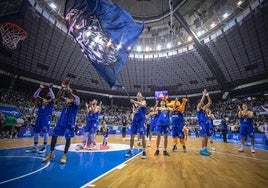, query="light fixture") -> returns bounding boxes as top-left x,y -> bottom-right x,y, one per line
145,46 -> 151,51
196,31 -> 204,37
116,44 -> 122,50
156,45 -> 162,50
167,43 -> 172,49
222,13 -> 229,19
127,46 -> 131,50
237,1 -> 243,6
177,41 -> 181,45
187,36 -> 192,41
49,3 -> 57,9
137,46 -> 142,52
210,22 -> 216,28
